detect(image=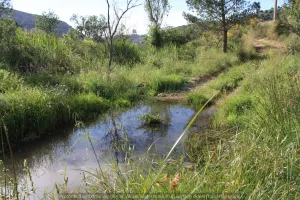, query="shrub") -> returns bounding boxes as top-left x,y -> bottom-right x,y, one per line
0,69 -> 23,93
113,39 -> 141,68
0,18 -> 18,66
284,33 -> 300,54
177,43 -> 197,61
